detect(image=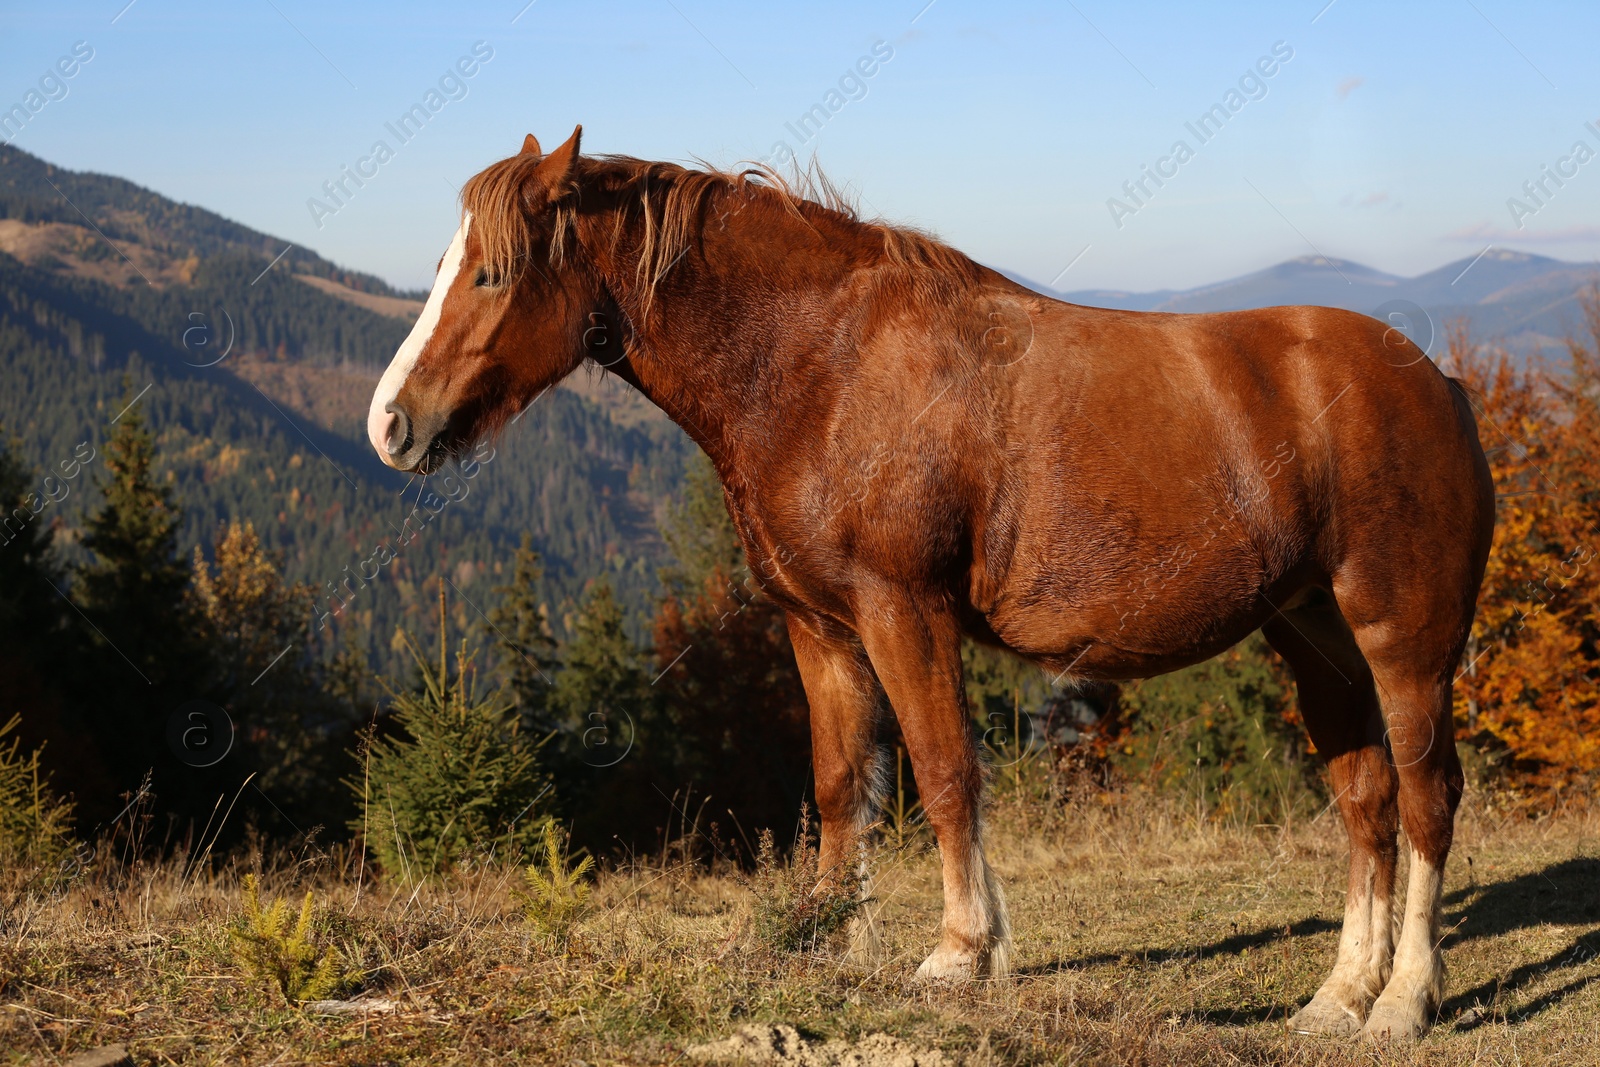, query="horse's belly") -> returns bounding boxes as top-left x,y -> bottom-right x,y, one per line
980,540 -> 1278,680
